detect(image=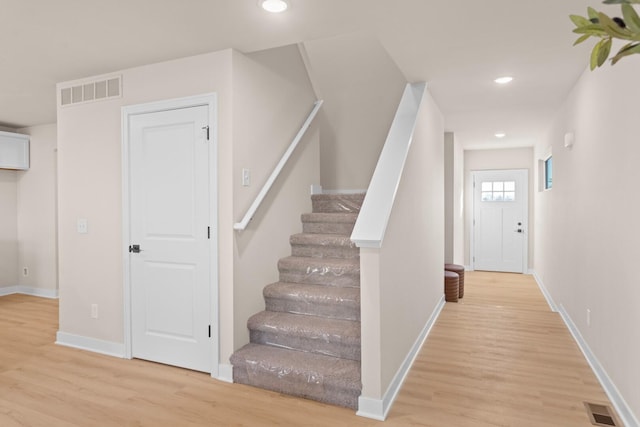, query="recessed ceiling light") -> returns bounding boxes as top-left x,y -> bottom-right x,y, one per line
495,132 -> 506,138
261,0 -> 289,13
494,76 -> 513,84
